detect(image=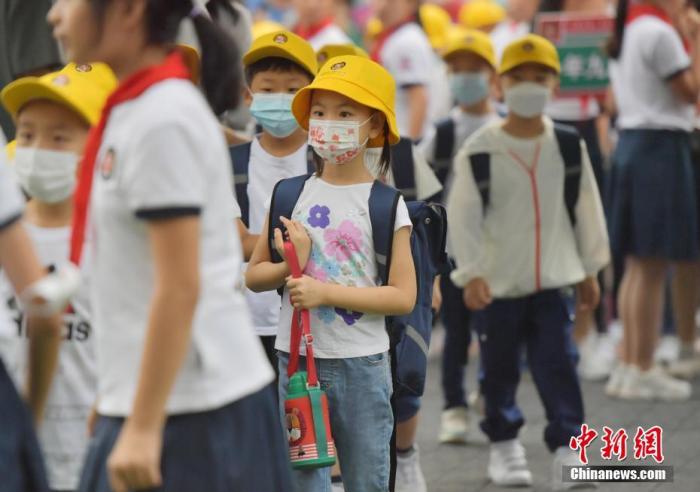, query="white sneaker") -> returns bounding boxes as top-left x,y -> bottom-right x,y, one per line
439,407 -> 470,444
667,355 -> 700,380
468,390 -> 485,416
488,439 -> 533,487
551,446 -> 598,491
619,366 -> 691,401
604,364 -> 629,397
655,336 -> 679,366
579,333 -> 616,382
395,445 -> 427,492
330,480 -> 345,492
